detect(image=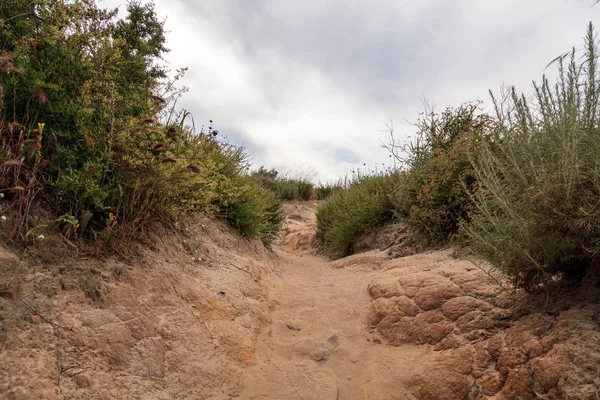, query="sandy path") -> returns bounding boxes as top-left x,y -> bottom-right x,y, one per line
239,203 -> 429,399
239,202 -> 600,400
3,201 -> 599,399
